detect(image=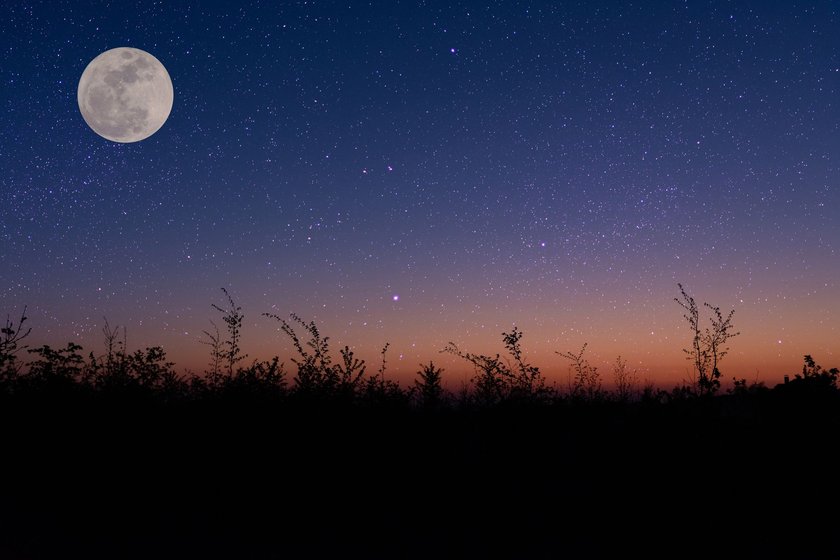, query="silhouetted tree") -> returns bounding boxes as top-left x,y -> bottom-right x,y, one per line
224,356 -> 287,400
362,377 -> 407,407
379,342 -> 390,380
360,343 -> 407,407
413,361 -> 445,409
26,342 -> 87,389
264,312 -> 334,395
675,284 -> 739,396
264,312 -> 388,403
703,301 -> 739,389
557,343 -> 602,401
334,345 -> 367,399
443,340 -> 506,406
91,318 -> 131,390
126,347 -> 176,389
443,326 -> 548,405
84,320 -> 184,399
675,284 -> 704,392
640,379 -> 664,404
502,326 -> 548,399
728,377 -> 767,396
212,288 -> 247,376
102,318 -> 126,375
200,319 -> 225,385
787,355 -> 840,392
0,307 -> 31,388
612,355 -> 637,402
